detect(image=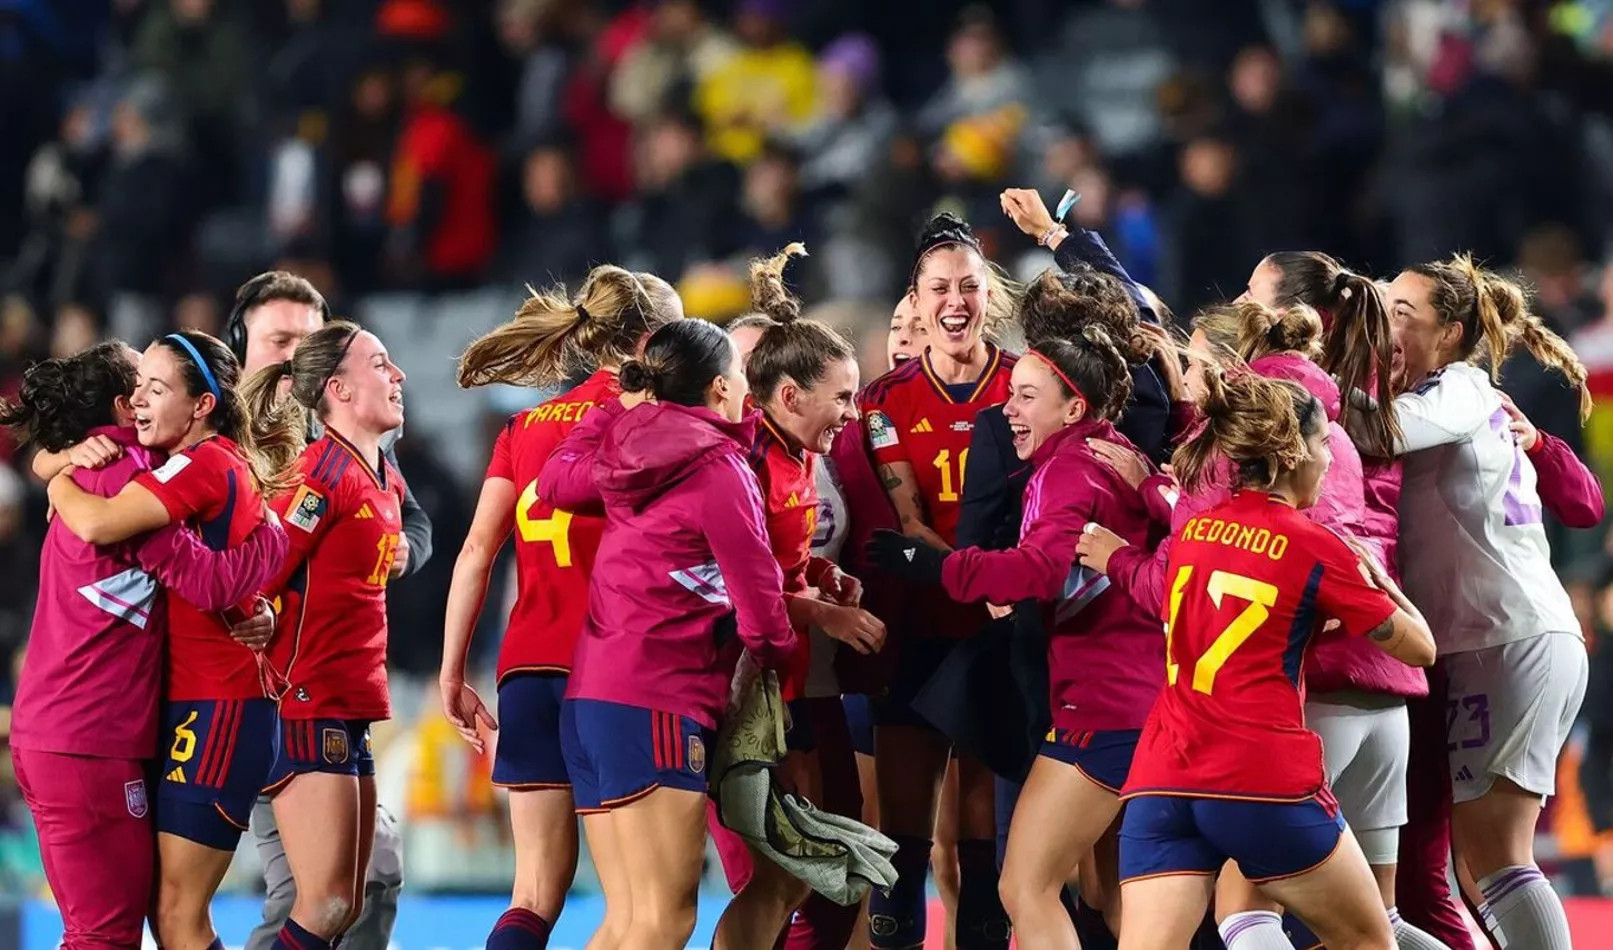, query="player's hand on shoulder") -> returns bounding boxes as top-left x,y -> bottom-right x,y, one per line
1088,438 -> 1151,490
68,435 -> 123,470
1498,391 -> 1538,451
